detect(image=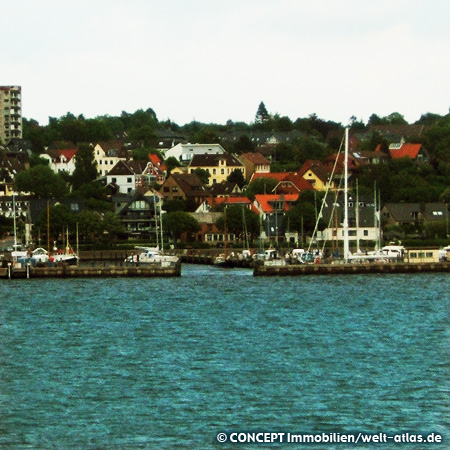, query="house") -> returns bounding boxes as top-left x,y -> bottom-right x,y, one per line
209,181 -> 242,198
94,141 -> 128,176
195,196 -> 252,213
250,172 -> 315,194
41,149 -> 77,175
147,153 -> 167,184
387,143 -> 427,162
164,143 -> 226,164
298,160 -> 334,191
155,130 -> 188,153
253,193 -> 299,241
238,152 -> 271,181
106,160 -> 158,194
382,203 -> 448,227
316,193 -> 381,248
352,150 -> 389,166
159,173 -> 210,211
188,153 -> 245,186
0,148 -> 29,196
114,189 -> 164,239
186,212 -> 227,244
